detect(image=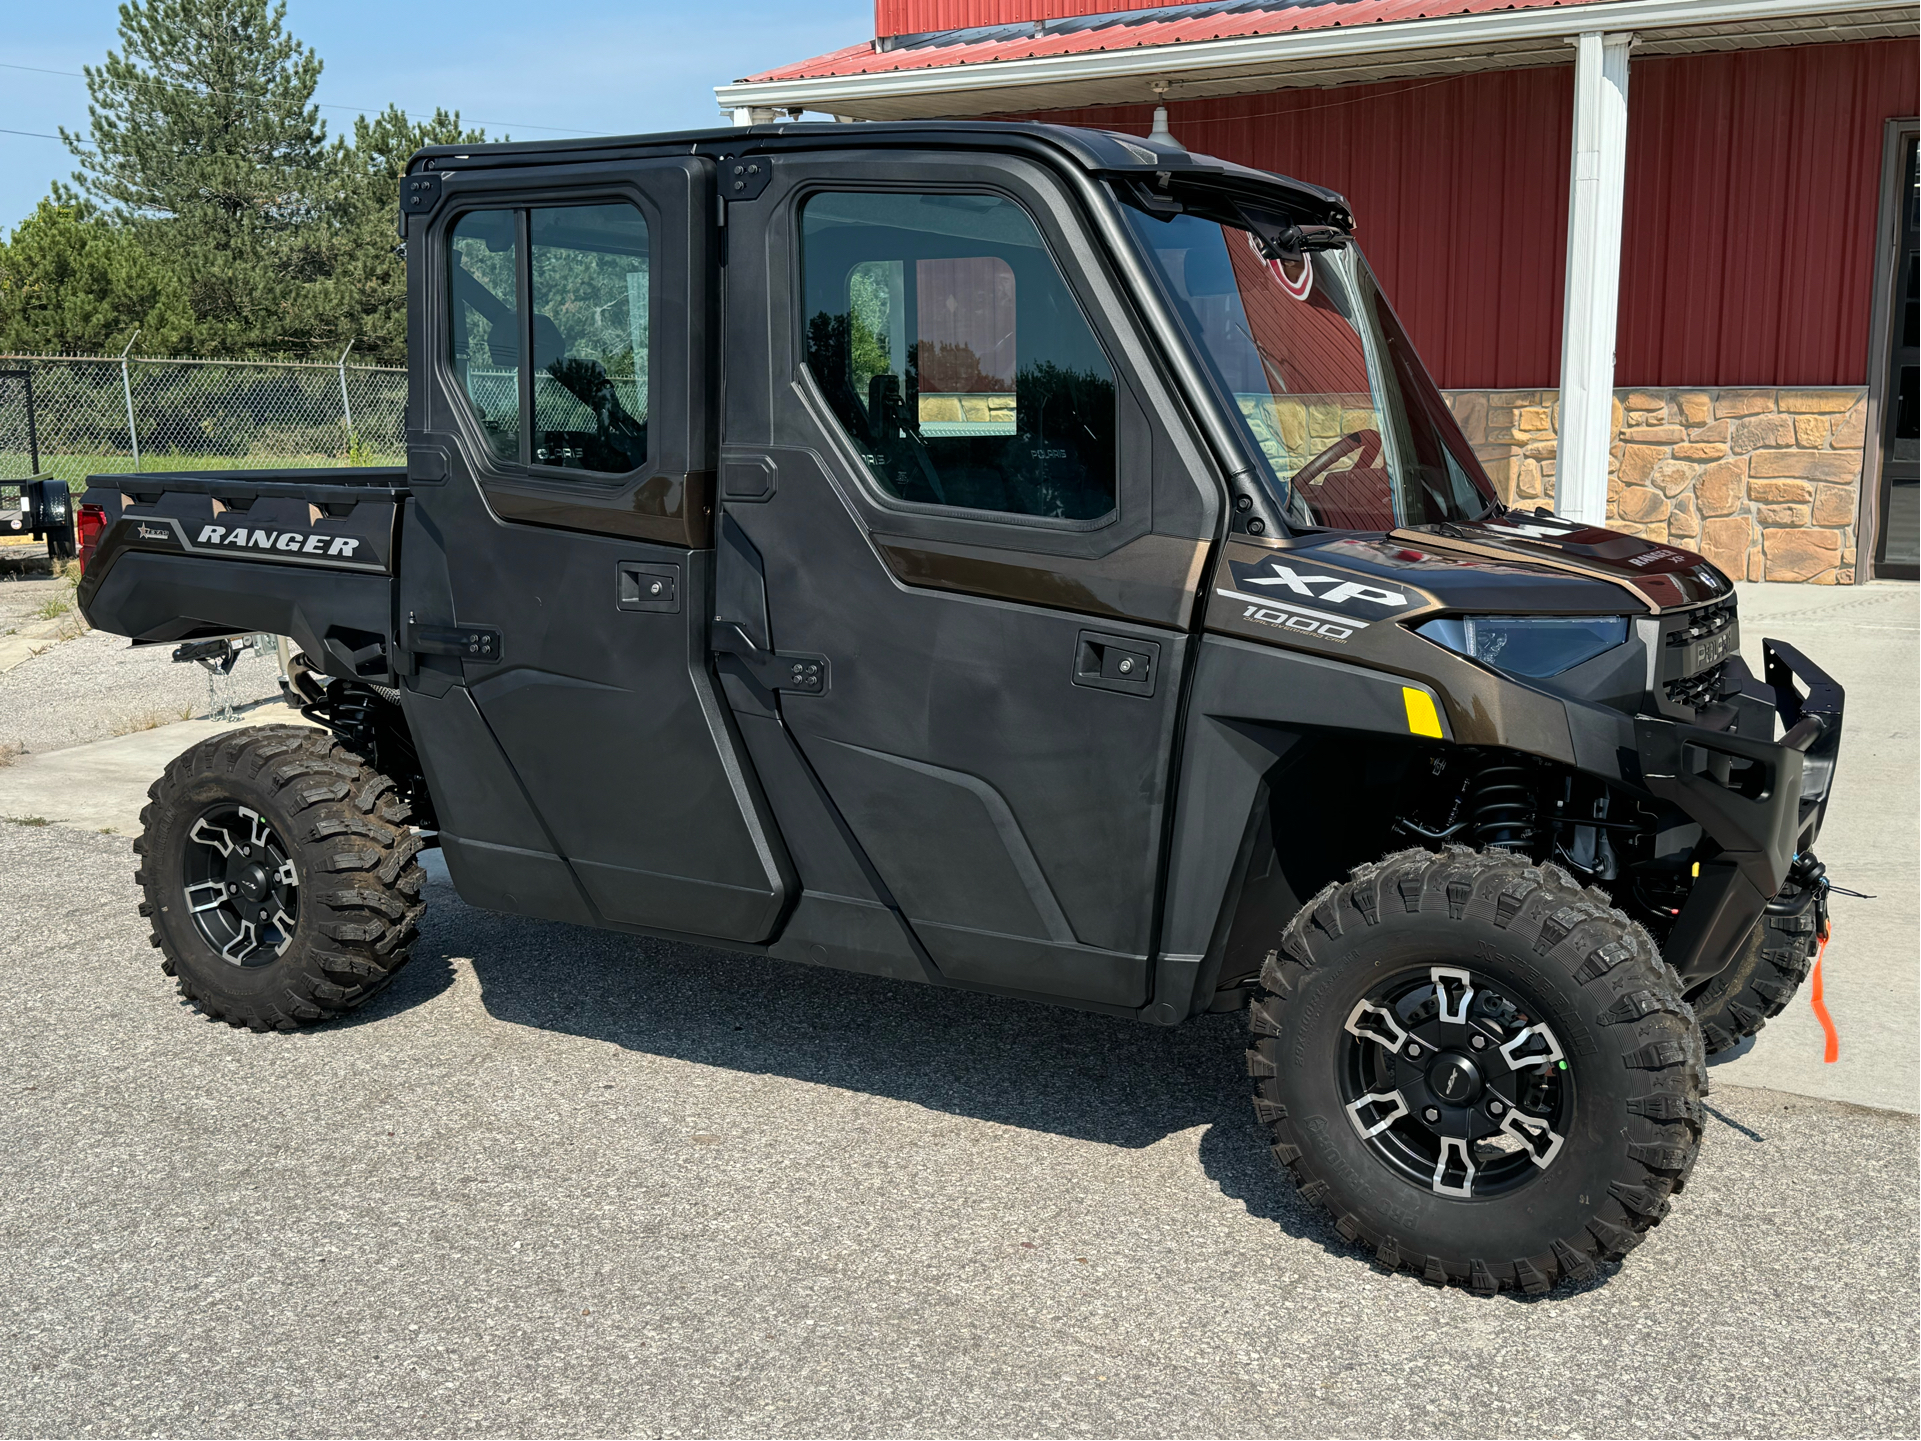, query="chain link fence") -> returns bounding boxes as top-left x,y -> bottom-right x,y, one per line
0,354 -> 407,485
